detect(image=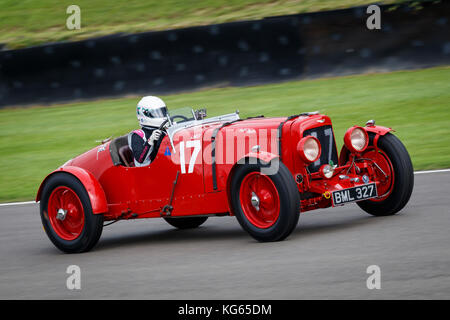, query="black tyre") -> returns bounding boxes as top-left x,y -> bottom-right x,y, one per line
357,132 -> 414,216
164,217 -> 208,229
40,173 -> 104,253
230,159 -> 300,242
